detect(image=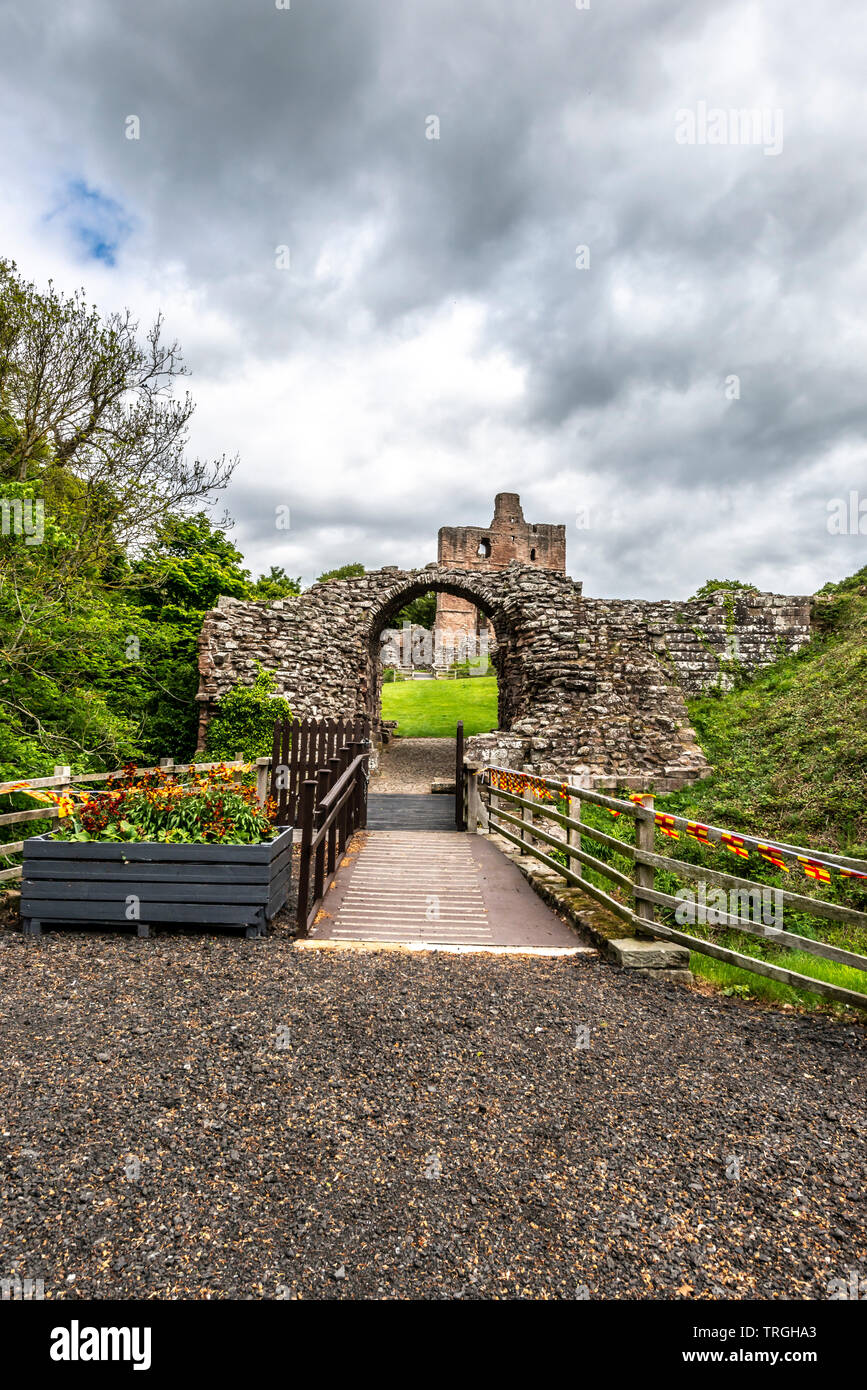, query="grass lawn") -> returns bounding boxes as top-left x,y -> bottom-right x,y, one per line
381,676 -> 498,737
